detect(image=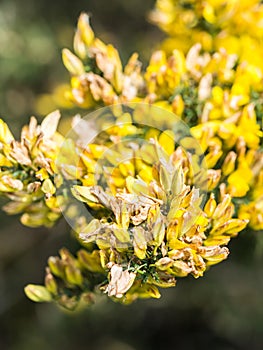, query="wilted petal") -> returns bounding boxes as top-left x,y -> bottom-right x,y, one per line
106,264 -> 136,298
41,110 -> 61,139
